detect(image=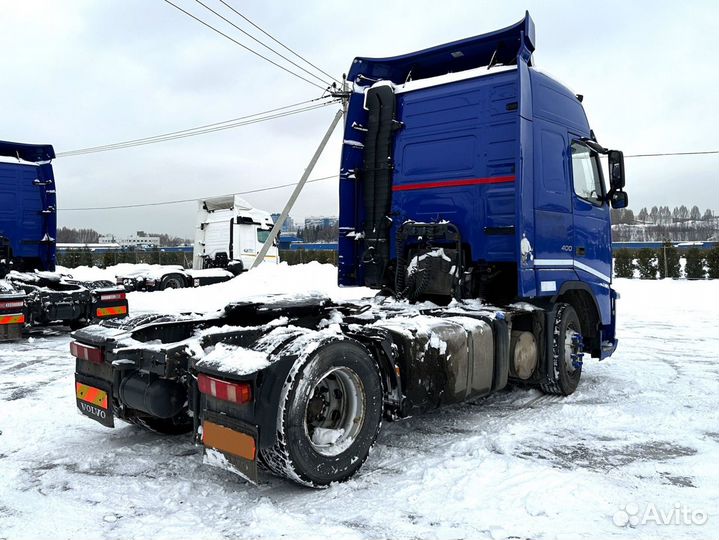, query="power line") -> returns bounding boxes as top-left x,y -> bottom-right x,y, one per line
191,0 -> 332,87
57,96 -> 329,157
58,100 -> 340,157
218,0 -> 341,85
57,146 -> 718,209
59,175 -> 339,211
624,150 -> 718,158
161,0 -> 327,91
58,102 -> 334,156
